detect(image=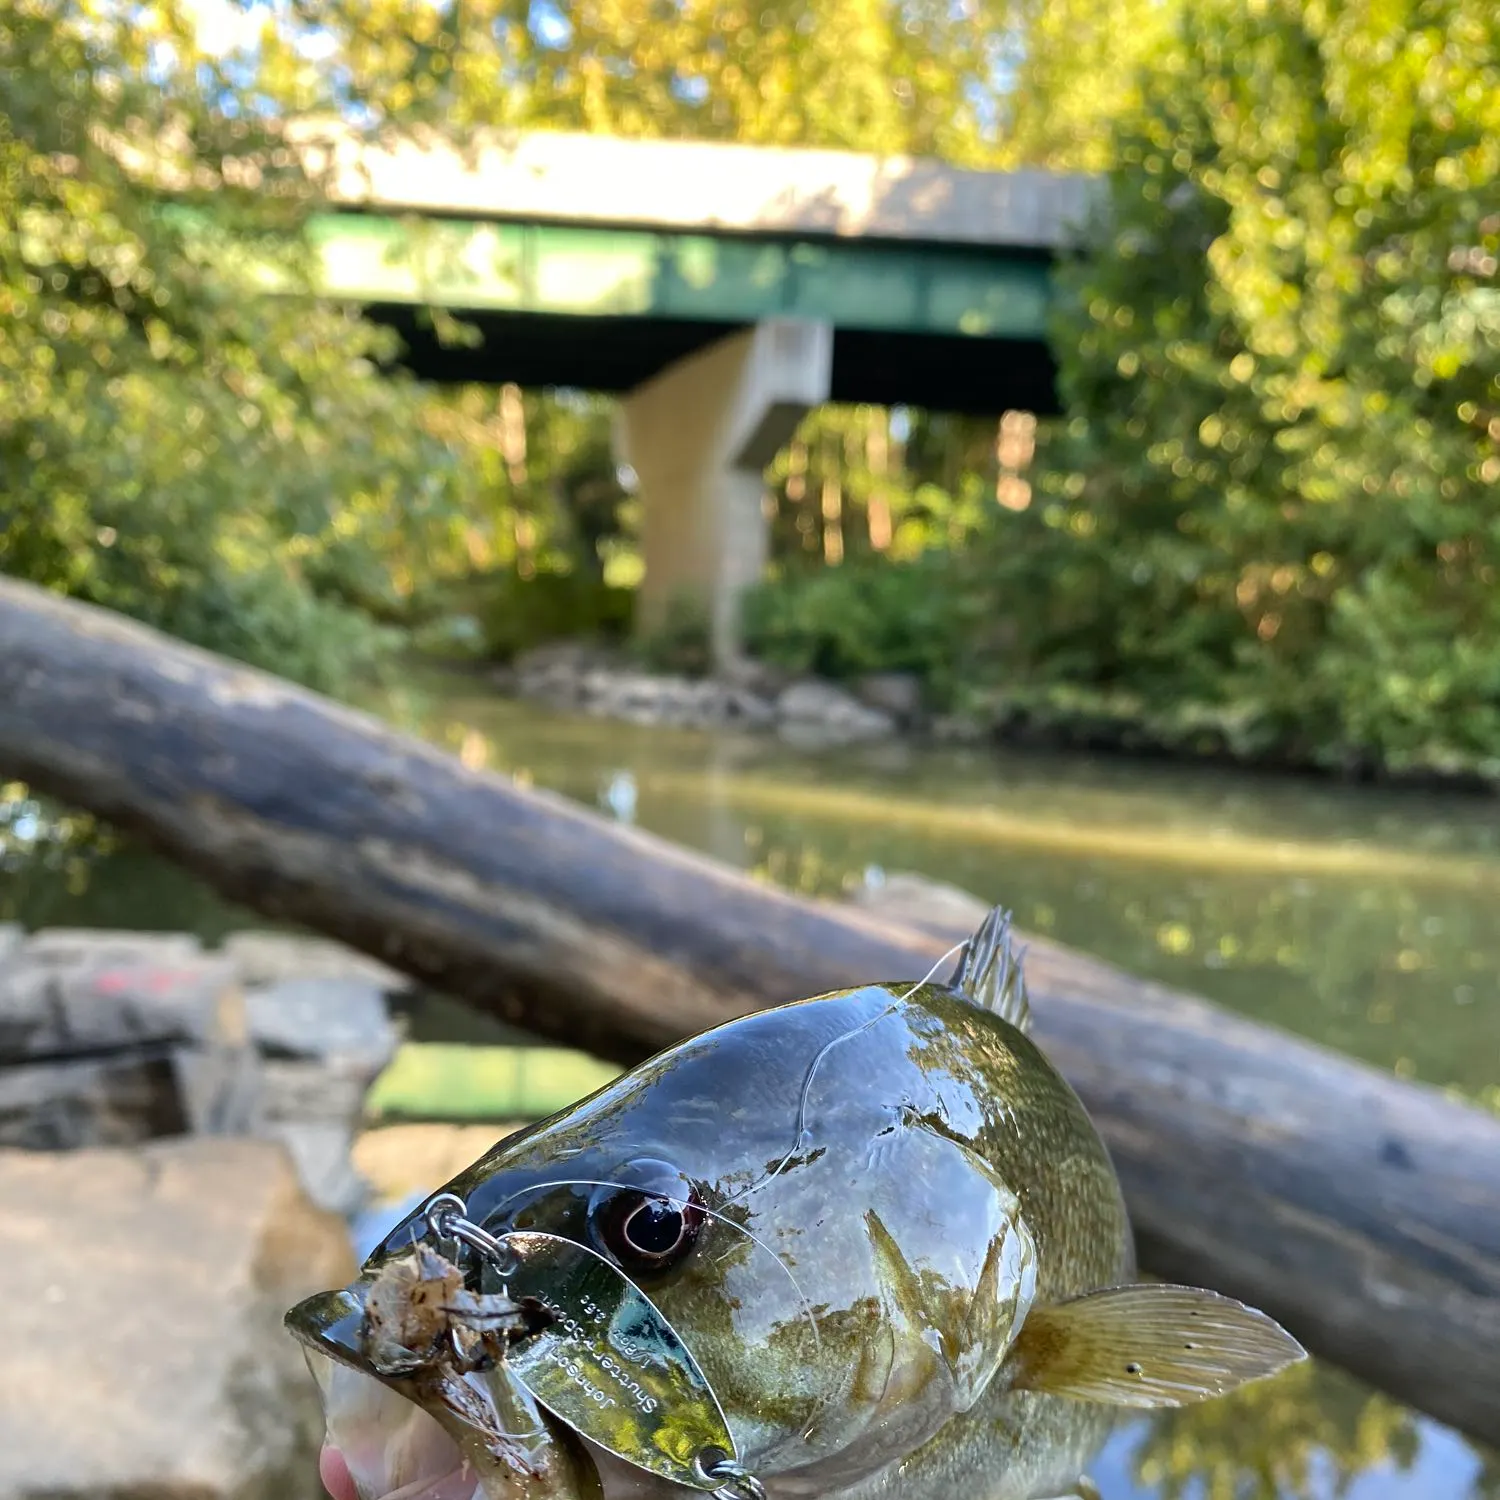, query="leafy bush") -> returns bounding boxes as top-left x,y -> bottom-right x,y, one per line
0,1 -> 479,693
633,594 -> 715,677
990,0 -> 1500,776
742,555 -> 977,700
475,568 -> 634,660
